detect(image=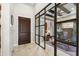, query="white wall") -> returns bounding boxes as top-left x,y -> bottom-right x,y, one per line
35,3 -> 48,14
11,4 -> 35,47
1,3 -> 12,55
